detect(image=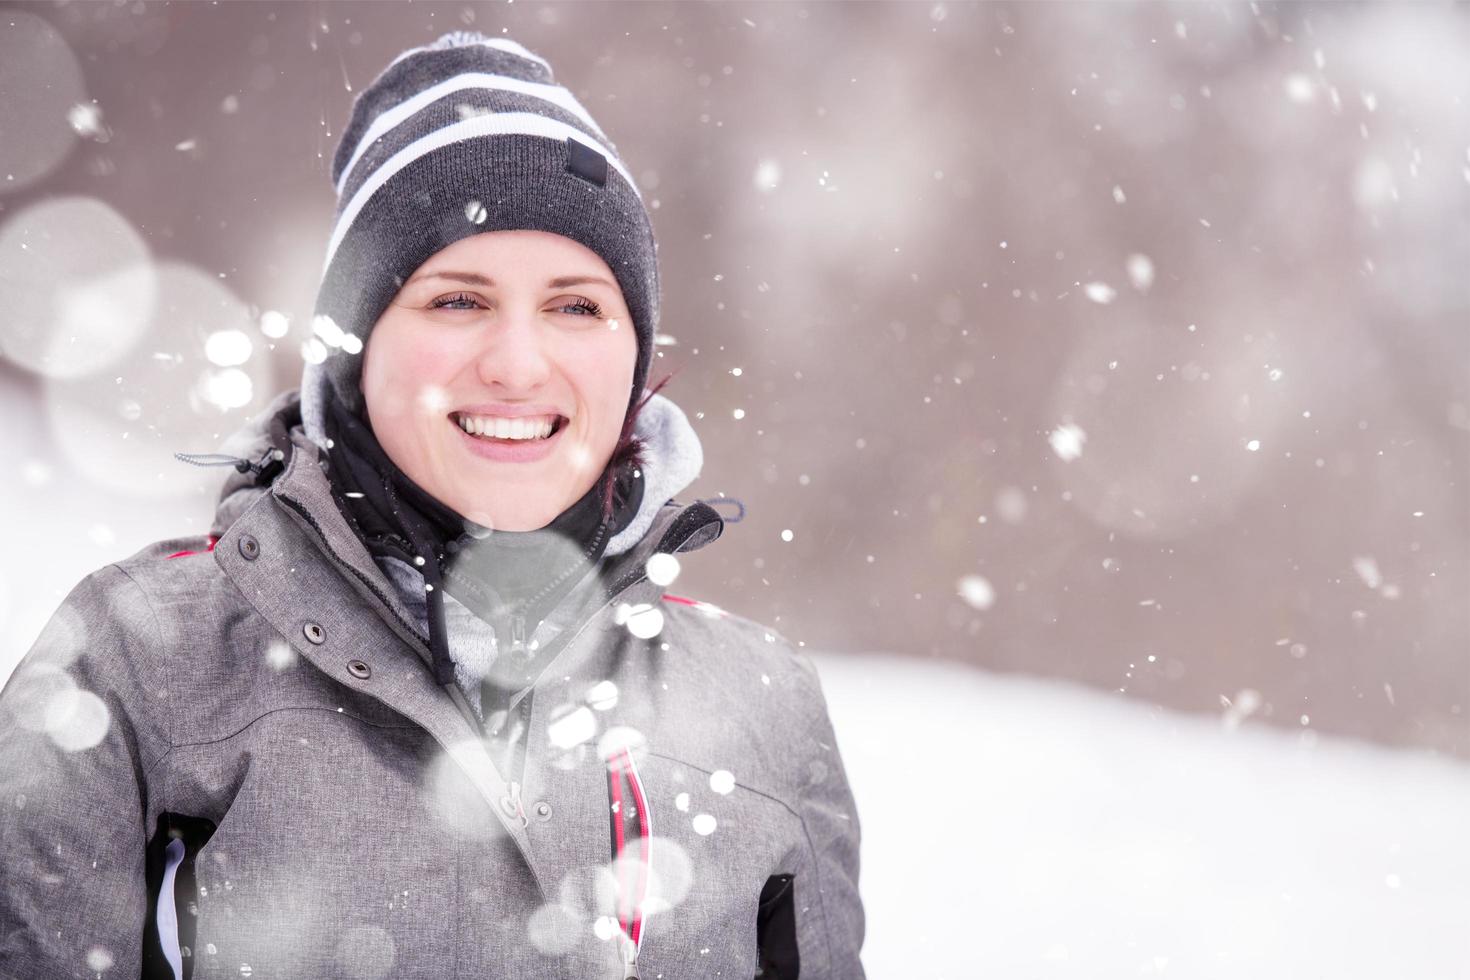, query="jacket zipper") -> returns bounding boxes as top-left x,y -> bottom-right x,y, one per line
275,487 -> 720,934
620,933 -> 641,980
